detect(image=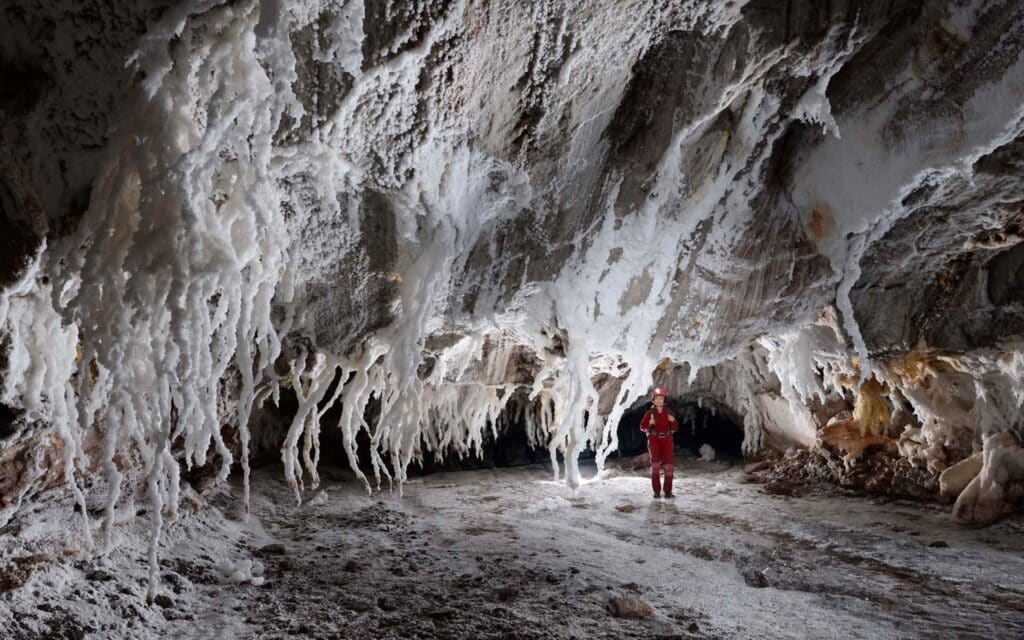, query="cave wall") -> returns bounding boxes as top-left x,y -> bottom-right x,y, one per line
0,0 -> 1022,557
